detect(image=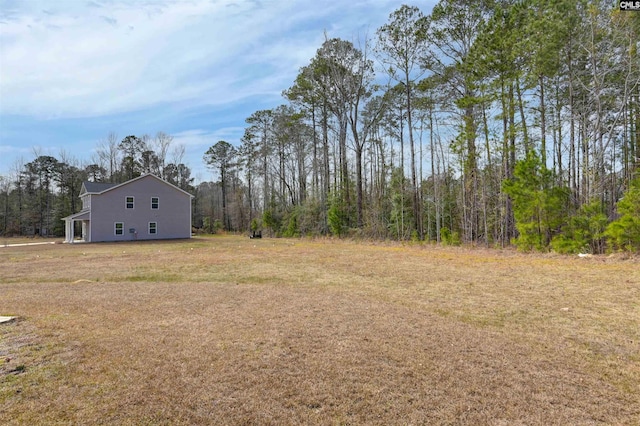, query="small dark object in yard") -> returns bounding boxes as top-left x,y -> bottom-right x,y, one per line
249,231 -> 262,239
12,365 -> 26,374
